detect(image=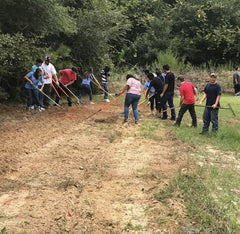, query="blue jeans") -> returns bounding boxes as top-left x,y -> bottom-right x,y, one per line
161,91 -> 176,119
26,88 -> 41,107
38,85 -> 43,106
102,82 -> 109,99
202,107 -> 219,133
124,93 -> 141,121
79,84 -> 92,101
